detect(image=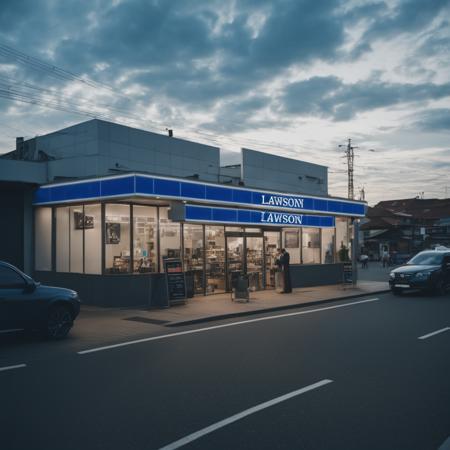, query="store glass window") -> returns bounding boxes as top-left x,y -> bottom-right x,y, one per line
84,204 -> 101,274
282,228 -> 301,264
183,224 -> 204,294
133,205 -> 157,273
205,226 -> 225,294
56,206 -> 70,272
302,228 -> 320,264
105,204 -> 131,273
321,228 -> 335,264
69,205 -> 84,273
35,207 -> 52,271
336,218 -> 350,261
159,207 -> 181,271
